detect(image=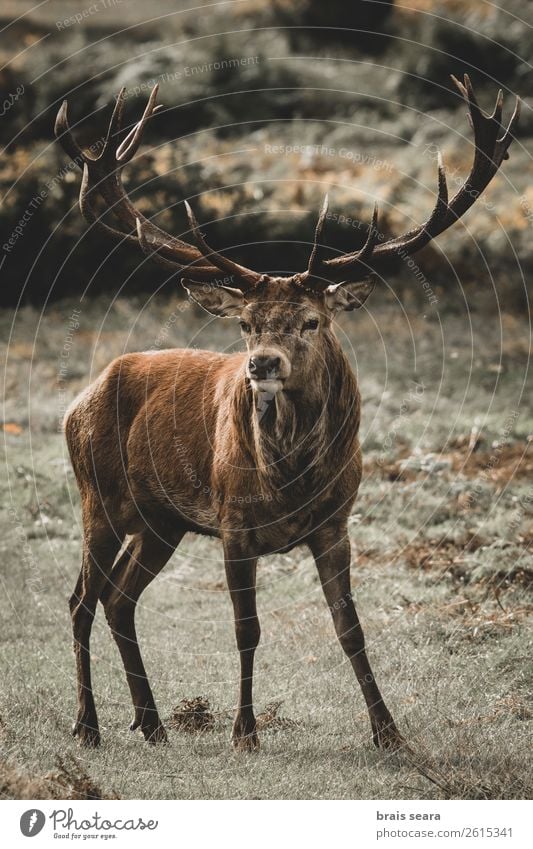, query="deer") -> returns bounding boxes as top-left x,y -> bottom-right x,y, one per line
55,74 -> 519,750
